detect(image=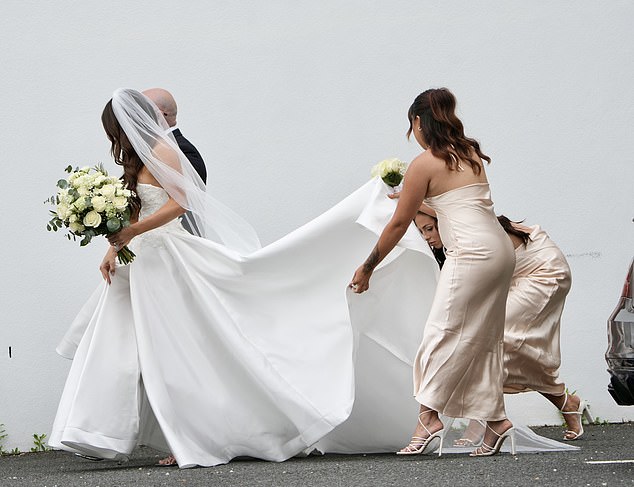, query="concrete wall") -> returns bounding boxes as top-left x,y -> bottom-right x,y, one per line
1,1 -> 632,450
